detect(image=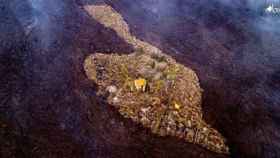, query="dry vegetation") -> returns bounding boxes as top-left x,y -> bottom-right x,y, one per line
84,52 -> 229,154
